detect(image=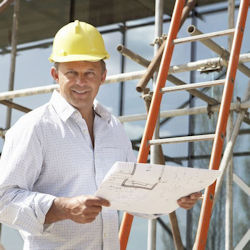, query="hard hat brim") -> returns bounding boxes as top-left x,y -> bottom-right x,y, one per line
49,54 -> 110,63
